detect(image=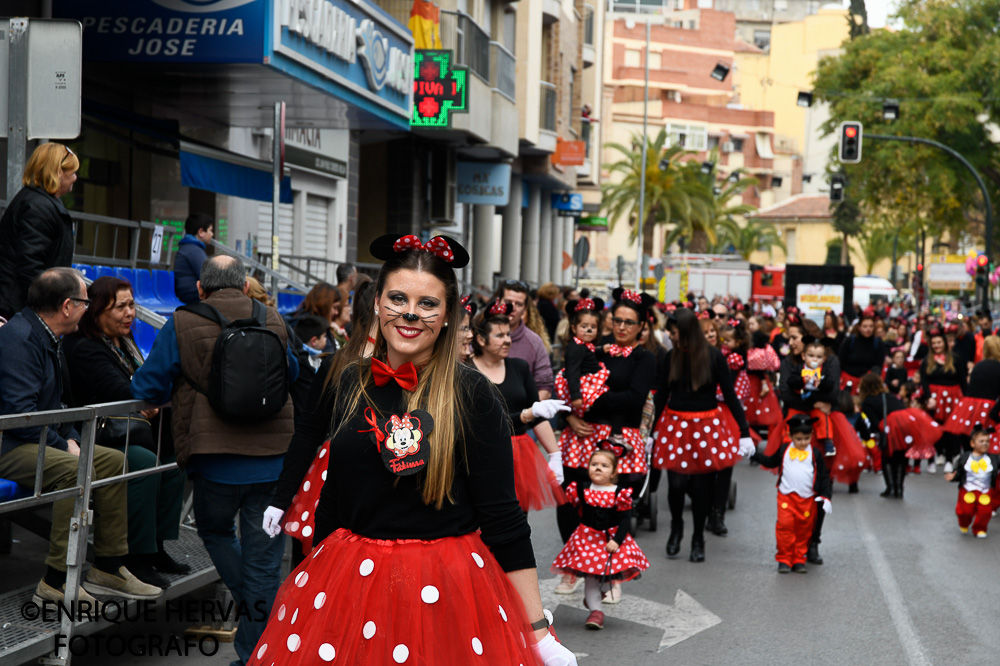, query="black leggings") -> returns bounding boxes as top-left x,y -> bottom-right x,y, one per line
667,471 -> 716,540
937,431 -> 969,460
713,466 -> 734,516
